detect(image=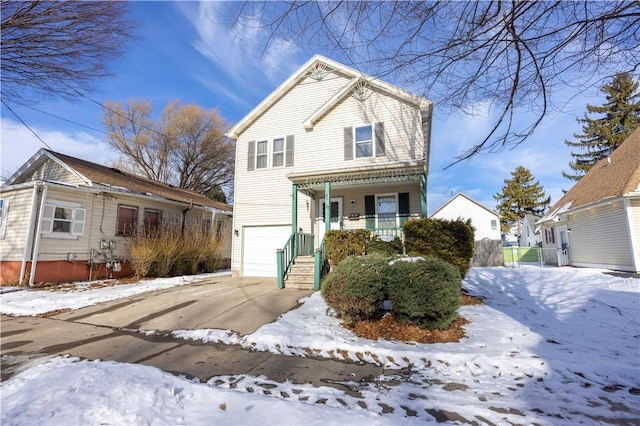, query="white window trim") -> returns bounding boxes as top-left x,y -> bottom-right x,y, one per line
271,136 -> 286,168
41,199 -> 85,240
353,124 -> 375,159
375,193 -> 398,229
255,140 -> 269,169
0,198 -> 9,240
